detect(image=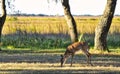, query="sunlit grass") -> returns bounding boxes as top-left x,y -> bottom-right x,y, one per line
2,16 -> 120,35
0,63 -> 119,70
0,52 -> 120,73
